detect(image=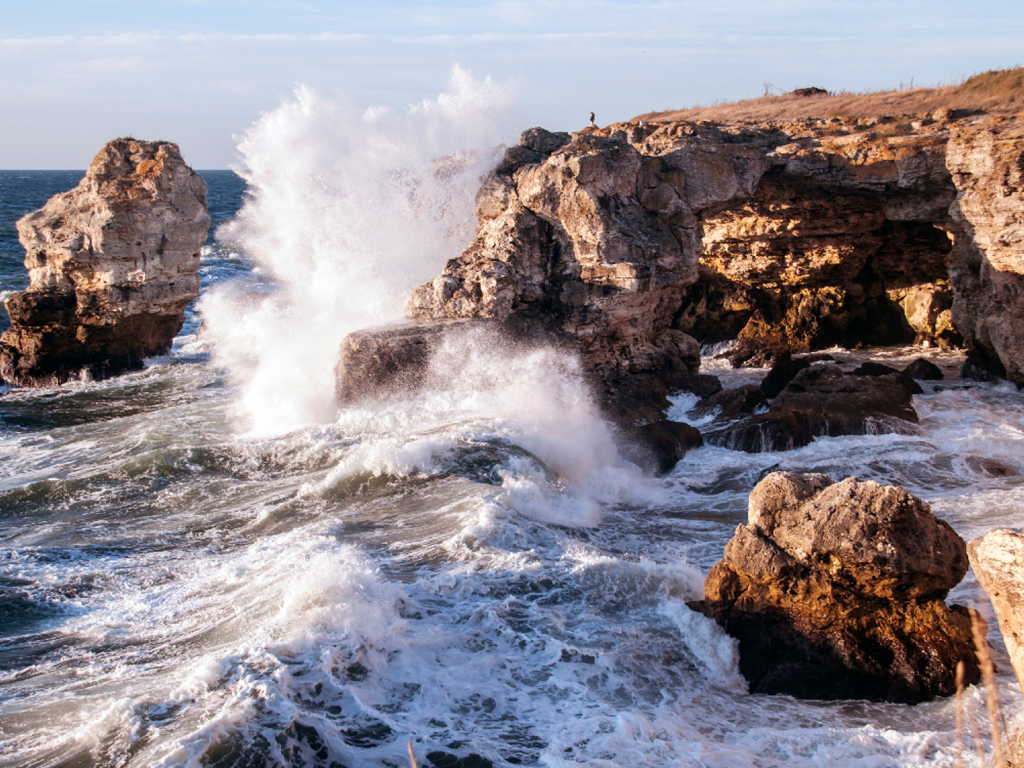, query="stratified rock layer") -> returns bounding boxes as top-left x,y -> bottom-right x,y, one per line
947,120 -> 1024,383
694,472 -> 978,703
0,139 -> 209,386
